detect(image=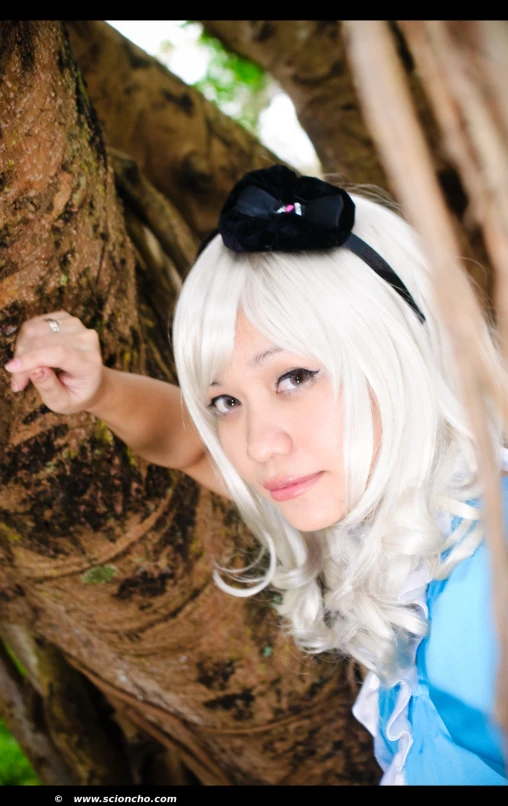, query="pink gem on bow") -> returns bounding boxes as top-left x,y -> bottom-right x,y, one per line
275,202 -> 302,215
